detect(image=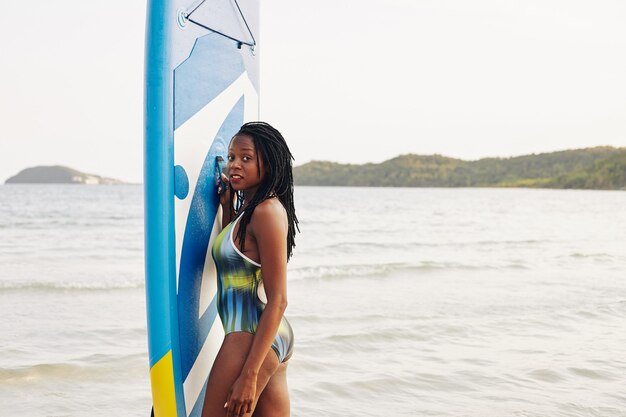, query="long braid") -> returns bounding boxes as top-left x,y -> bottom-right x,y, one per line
232,122 -> 299,260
